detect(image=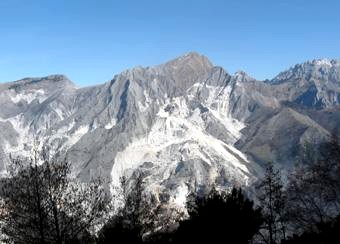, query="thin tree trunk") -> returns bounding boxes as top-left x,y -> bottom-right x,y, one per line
33,164 -> 46,244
